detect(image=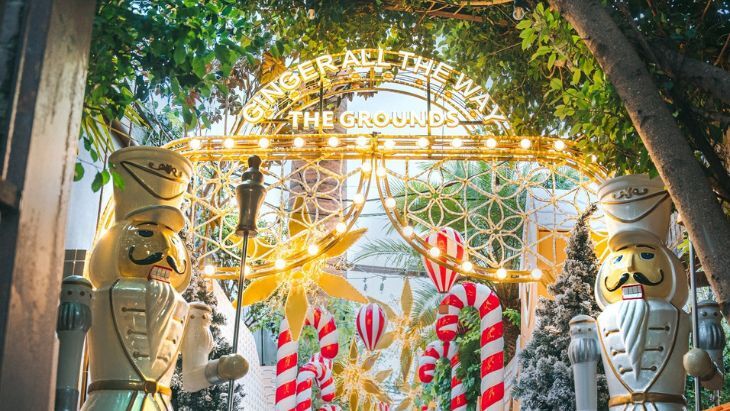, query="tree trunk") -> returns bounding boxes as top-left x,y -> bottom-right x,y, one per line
547,0 -> 730,318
